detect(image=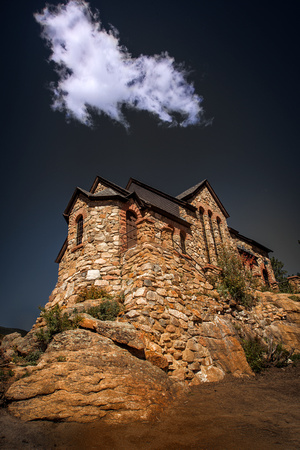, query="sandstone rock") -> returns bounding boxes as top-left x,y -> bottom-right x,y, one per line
201,317 -> 253,378
5,330 -> 182,423
79,315 -> 146,353
182,349 -> 195,363
145,350 -> 169,370
194,365 -> 225,383
168,309 -> 189,322
266,322 -> 300,352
